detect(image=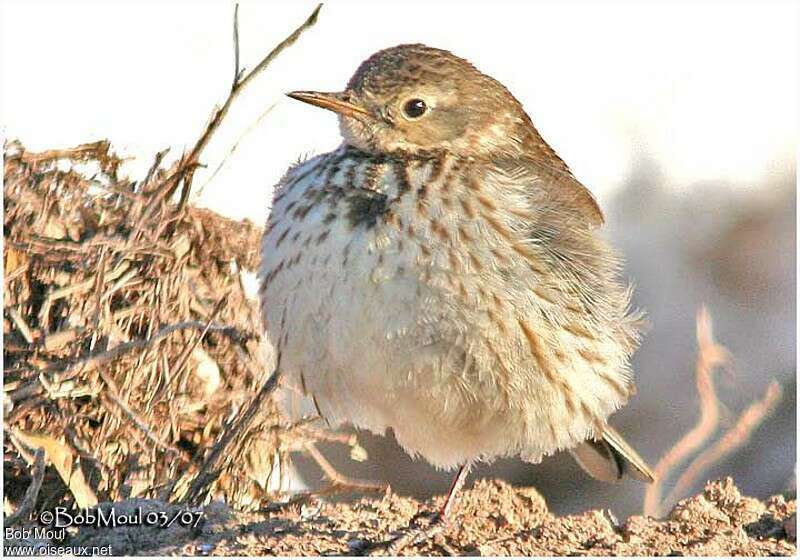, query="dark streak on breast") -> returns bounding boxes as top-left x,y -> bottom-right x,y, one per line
392,159 -> 413,195
346,189 -> 389,229
361,158 -> 382,192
